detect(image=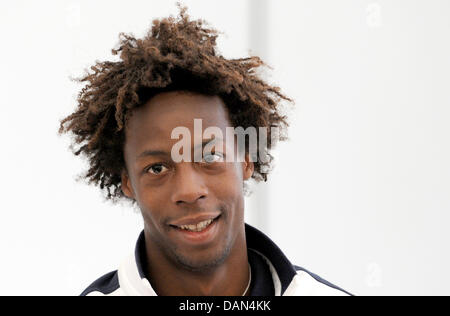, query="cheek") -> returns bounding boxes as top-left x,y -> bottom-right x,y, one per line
204,162 -> 243,191
226,162 -> 245,194
136,187 -> 166,224
213,164 -> 245,207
